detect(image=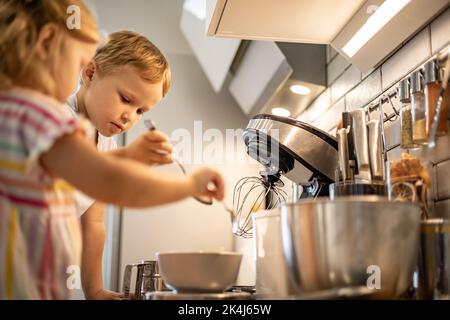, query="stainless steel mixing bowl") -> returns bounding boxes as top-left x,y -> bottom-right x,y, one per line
280,196 -> 421,299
